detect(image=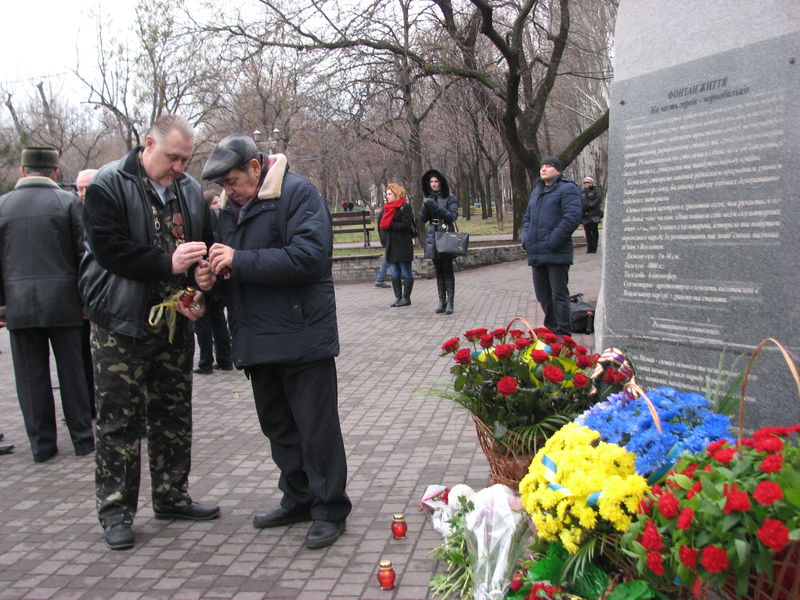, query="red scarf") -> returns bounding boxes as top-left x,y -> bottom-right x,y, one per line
379,197 -> 405,230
